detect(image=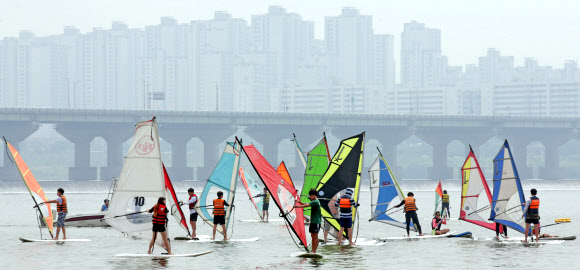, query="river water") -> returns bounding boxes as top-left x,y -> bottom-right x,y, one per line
1,186 -> 578,269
